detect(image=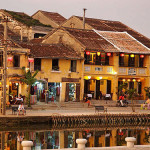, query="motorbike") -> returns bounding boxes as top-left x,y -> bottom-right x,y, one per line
116,99 -> 128,107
